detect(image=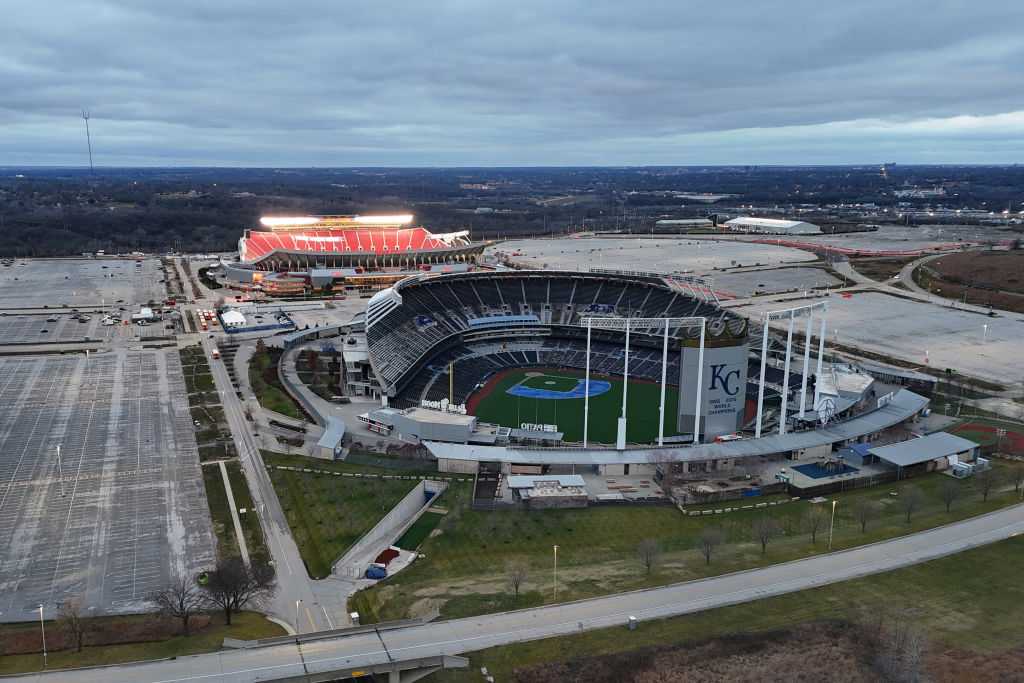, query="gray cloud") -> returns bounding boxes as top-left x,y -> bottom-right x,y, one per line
1,0 -> 1023,165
